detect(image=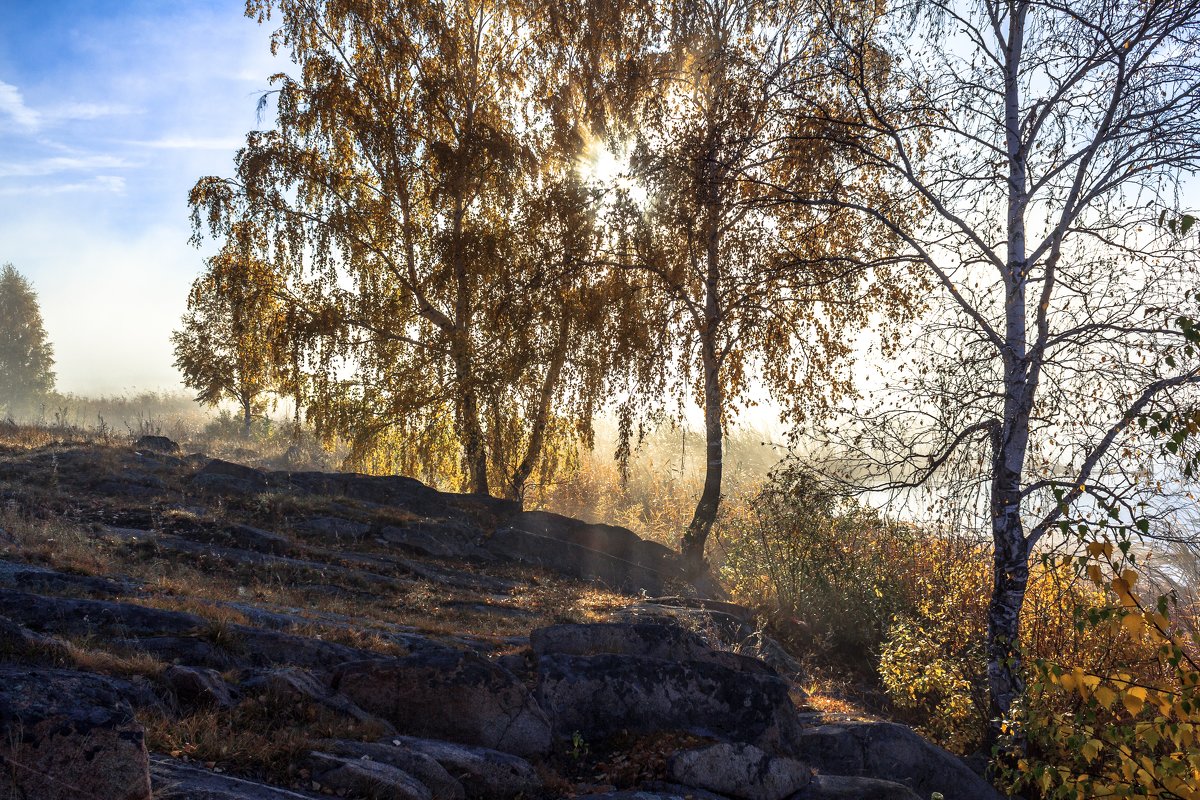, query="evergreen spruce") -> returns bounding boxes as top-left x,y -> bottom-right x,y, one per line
0,264 -> 55,416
